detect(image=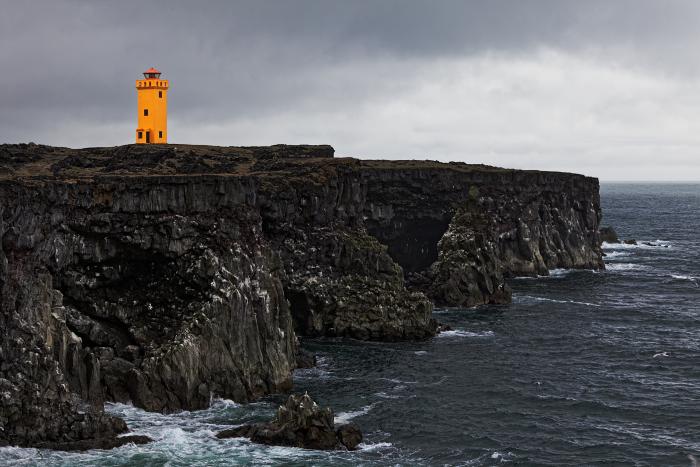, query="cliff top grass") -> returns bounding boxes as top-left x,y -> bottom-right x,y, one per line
0,143 -> 586,183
